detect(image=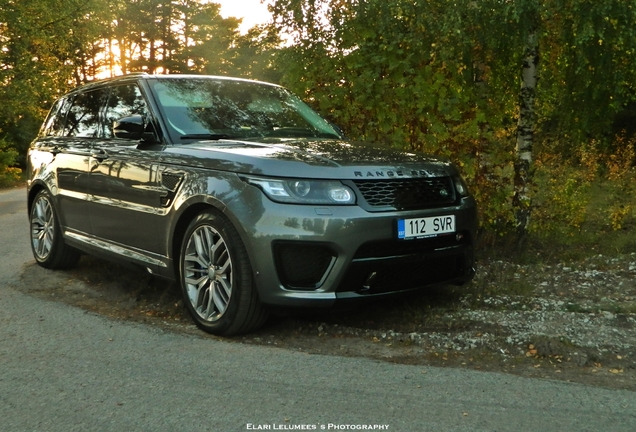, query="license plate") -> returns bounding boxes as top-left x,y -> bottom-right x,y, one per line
397,215 -> 455,239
